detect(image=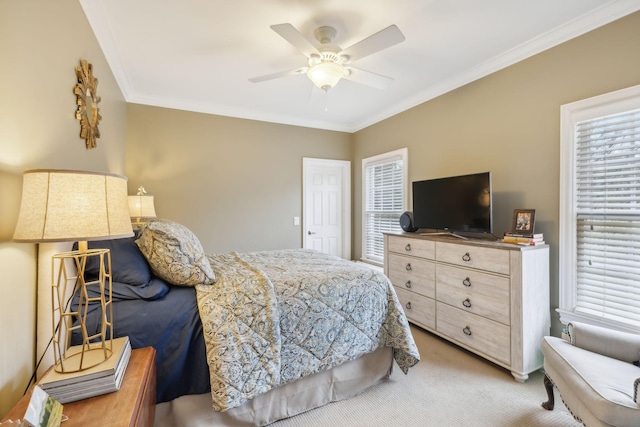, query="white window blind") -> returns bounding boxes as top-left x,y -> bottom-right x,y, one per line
573,108 -> 640,328
362,149 -> 407,264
